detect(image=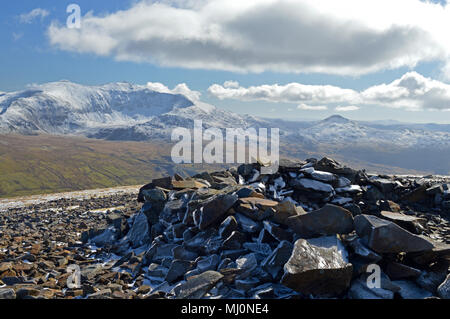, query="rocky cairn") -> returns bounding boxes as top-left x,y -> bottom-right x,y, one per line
1,157 -> 450,299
